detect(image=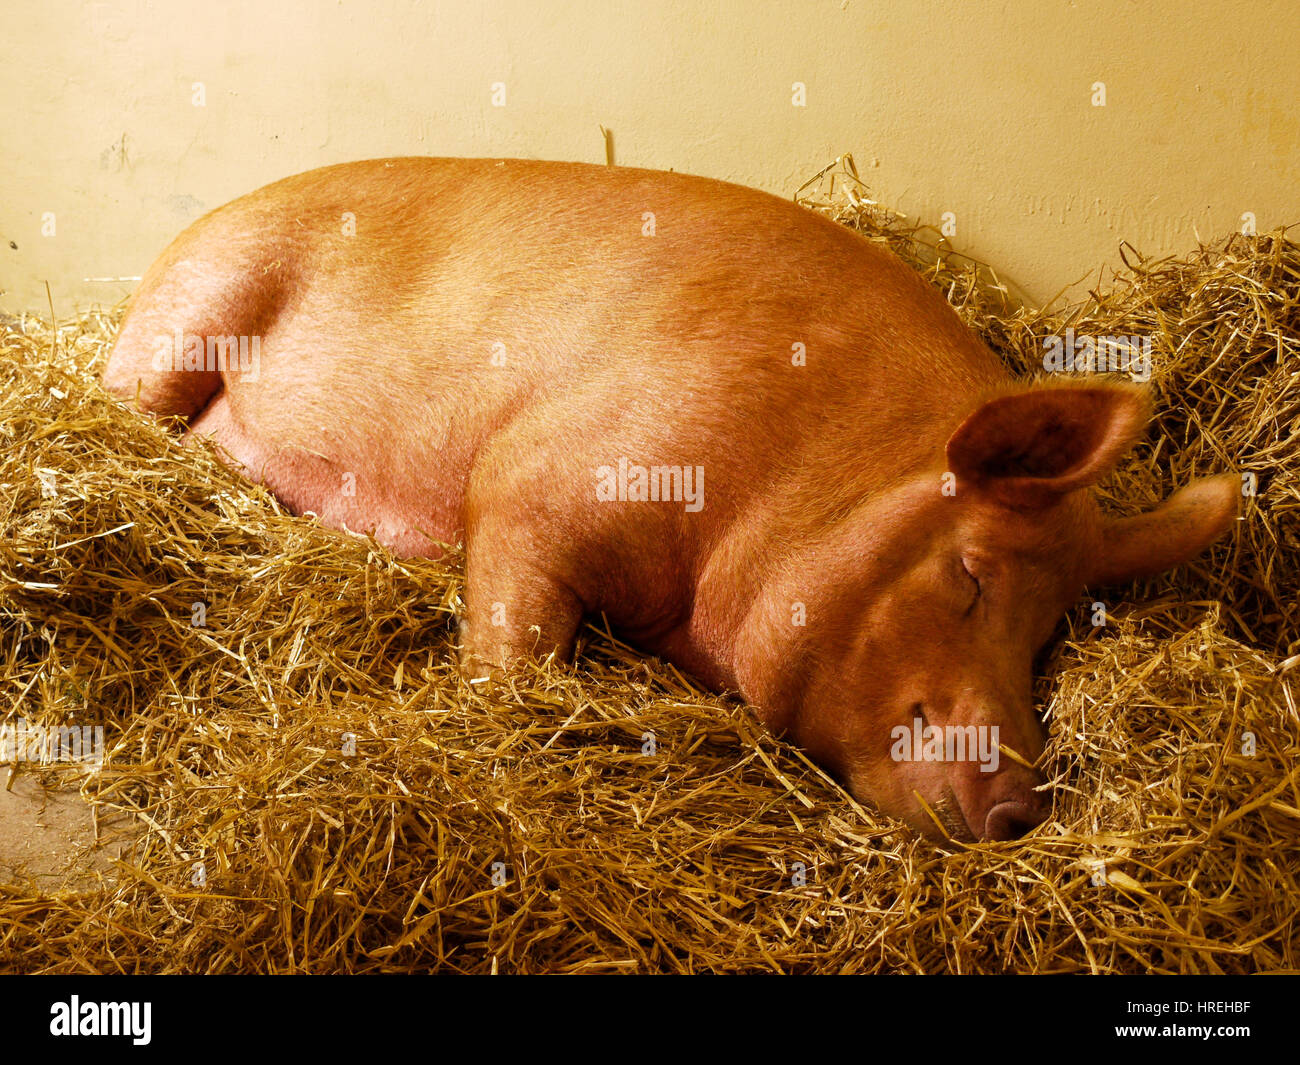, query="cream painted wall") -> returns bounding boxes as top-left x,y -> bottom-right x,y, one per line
3,0 -> 1298,313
